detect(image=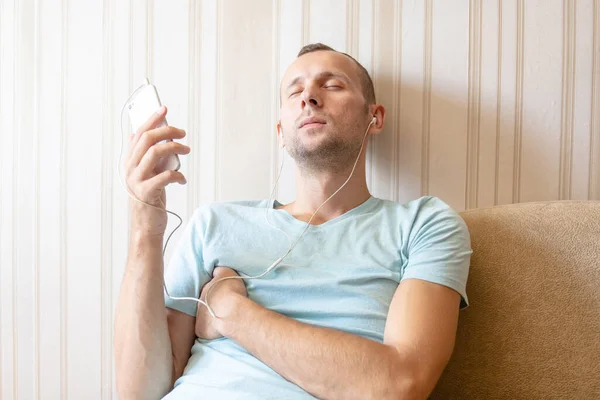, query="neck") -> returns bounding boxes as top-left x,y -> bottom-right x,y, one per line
282,159 -> 371,224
